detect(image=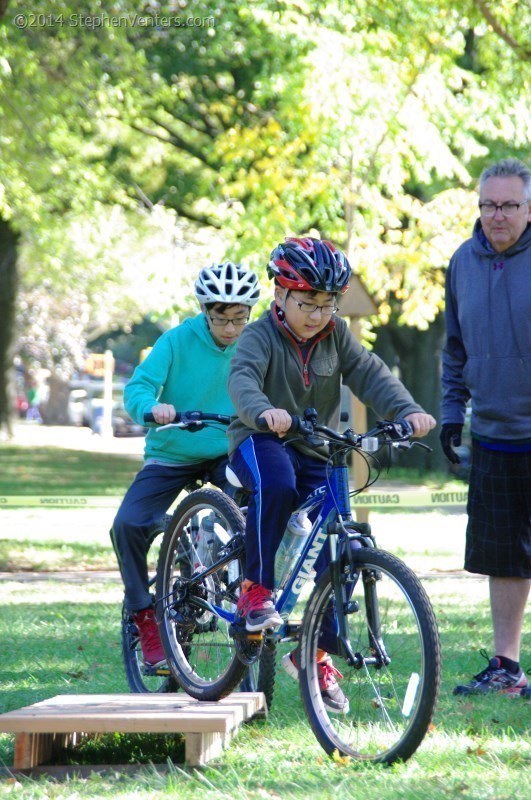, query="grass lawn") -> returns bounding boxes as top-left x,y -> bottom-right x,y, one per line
0,445 -> 141,496
1,509 -> 530,799
0,433 -> 528,798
